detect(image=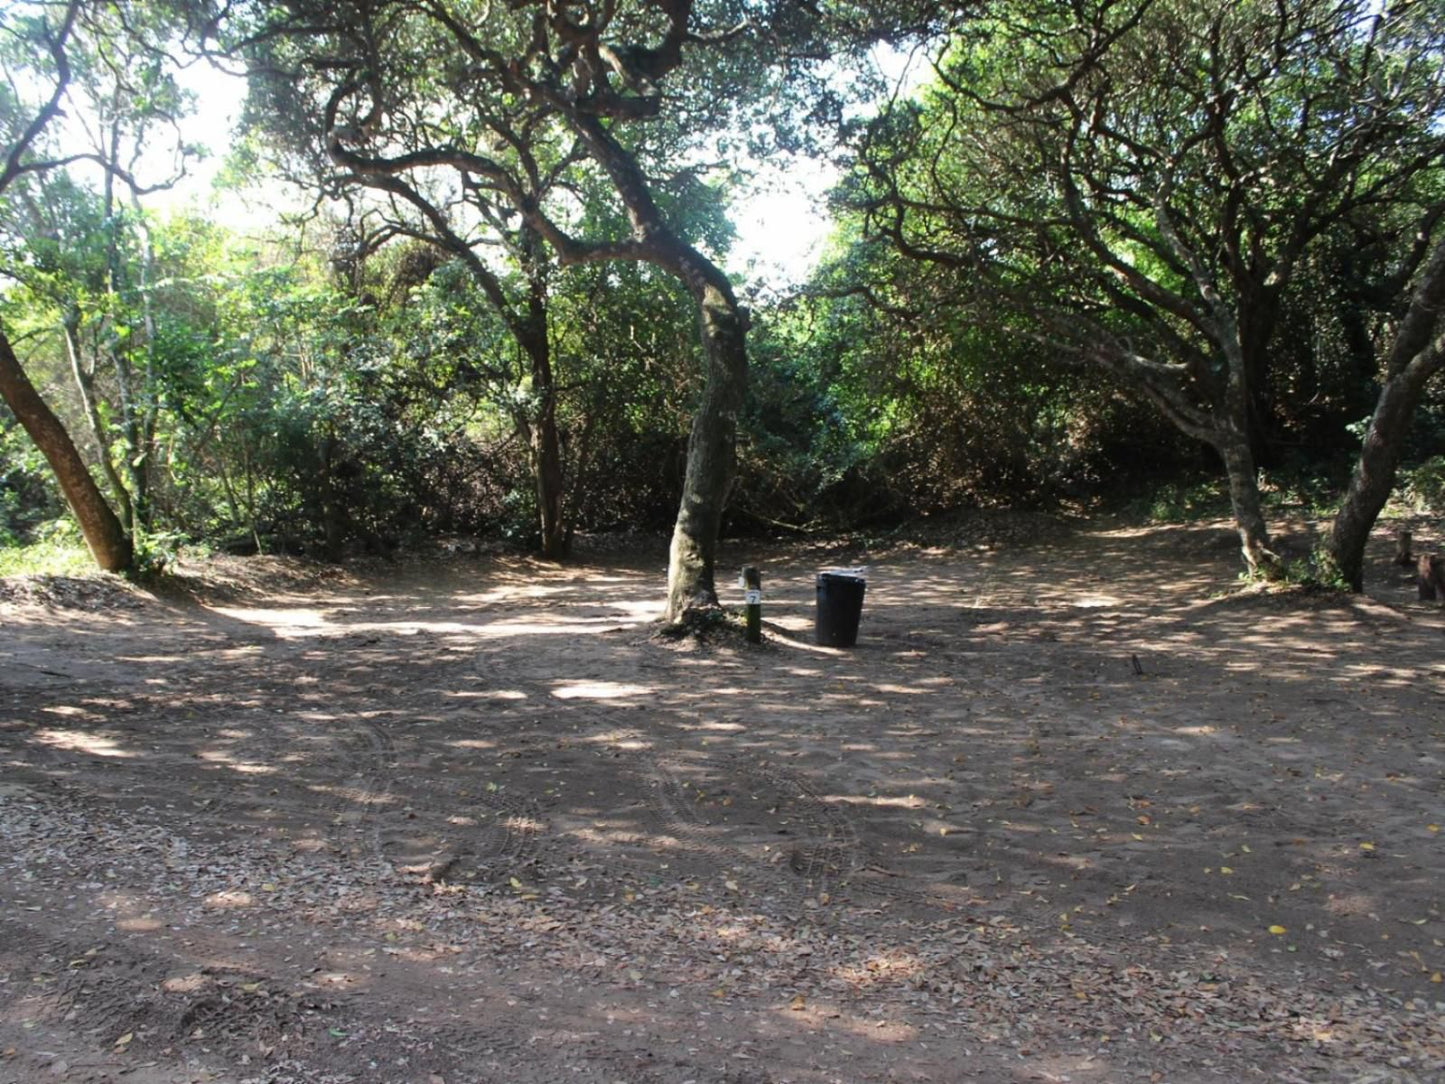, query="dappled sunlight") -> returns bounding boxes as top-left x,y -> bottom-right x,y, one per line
34,728 -> 136,758
580,729 -> 653,750
3,525 -> 1442,1081
826,793 -> 928,811
41,704 -> 96,718
1072,595 -> 1124,608
831,949 -> 926,990
195,749 -> 279,775
204,889 -> 257,910
97,891 -> 166,931
768,1000 -> 920,1043
869,682 -> 931,695
551,681 -> 655,700
160,972 -> 211,995
445,688 -> 528,700
209,593 -> 661,642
